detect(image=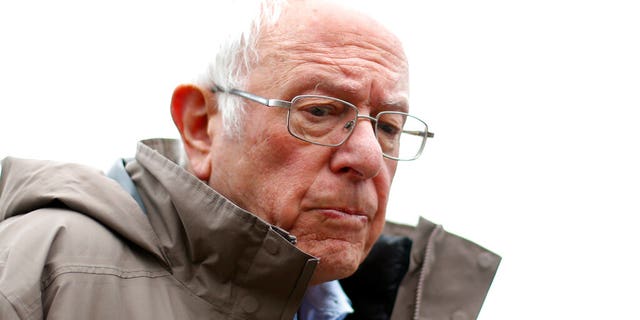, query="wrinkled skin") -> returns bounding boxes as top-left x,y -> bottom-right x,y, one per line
176,0 -> 409,285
